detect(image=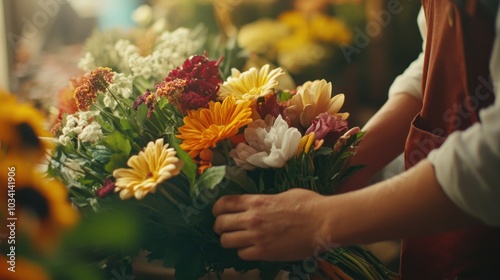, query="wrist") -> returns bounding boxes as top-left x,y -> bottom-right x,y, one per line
314,195 -> 345,251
